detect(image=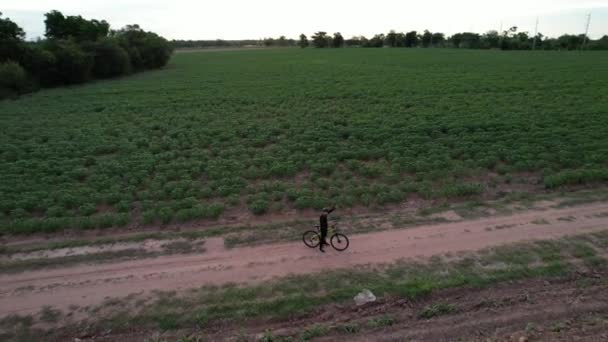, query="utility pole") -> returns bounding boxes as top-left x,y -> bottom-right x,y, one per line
582,13 -> 591,50
532,17 -> 539,50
